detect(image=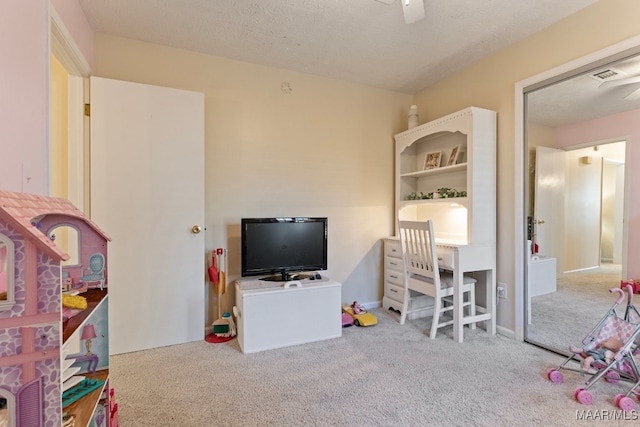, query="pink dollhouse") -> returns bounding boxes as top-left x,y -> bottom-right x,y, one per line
0,191 -> 111,427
